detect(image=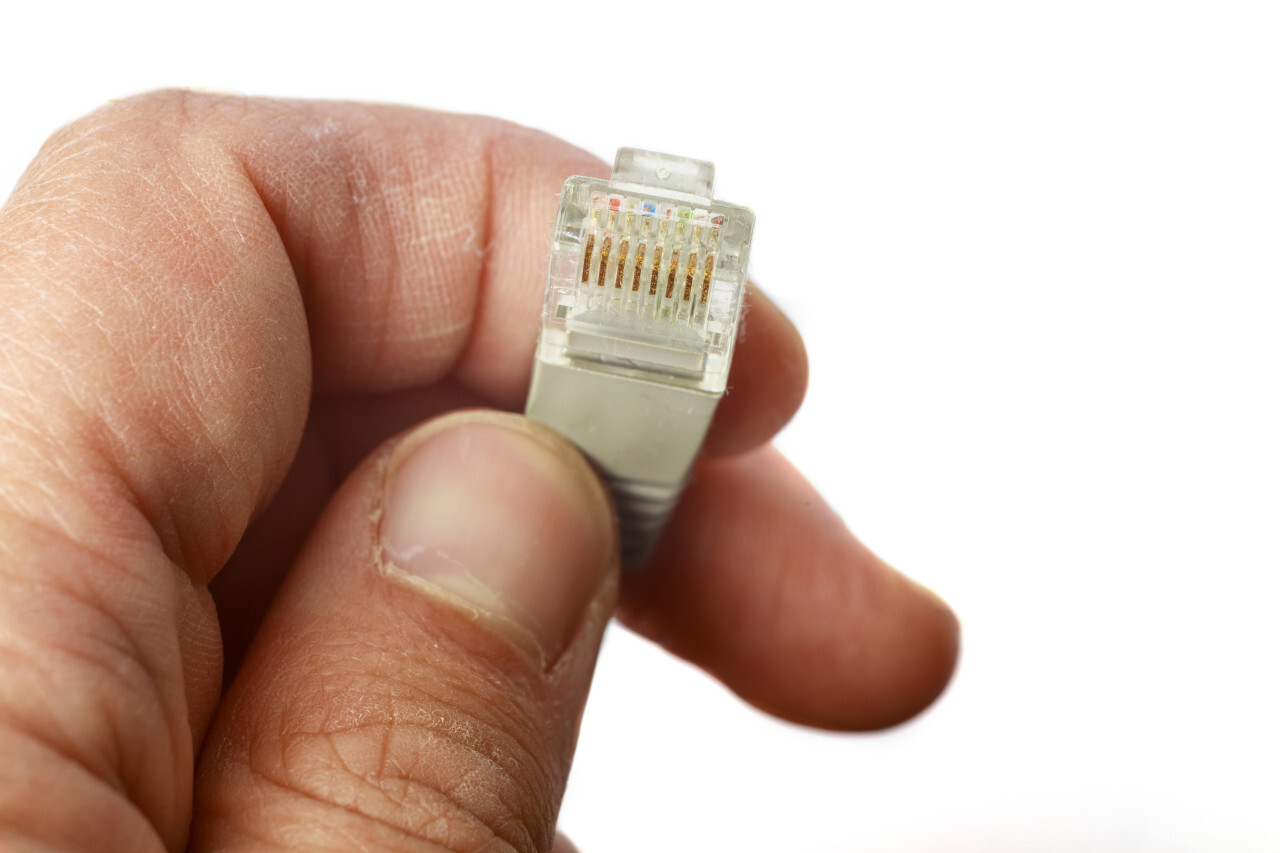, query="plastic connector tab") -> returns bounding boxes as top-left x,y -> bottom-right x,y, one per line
525,147 -> 755,567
